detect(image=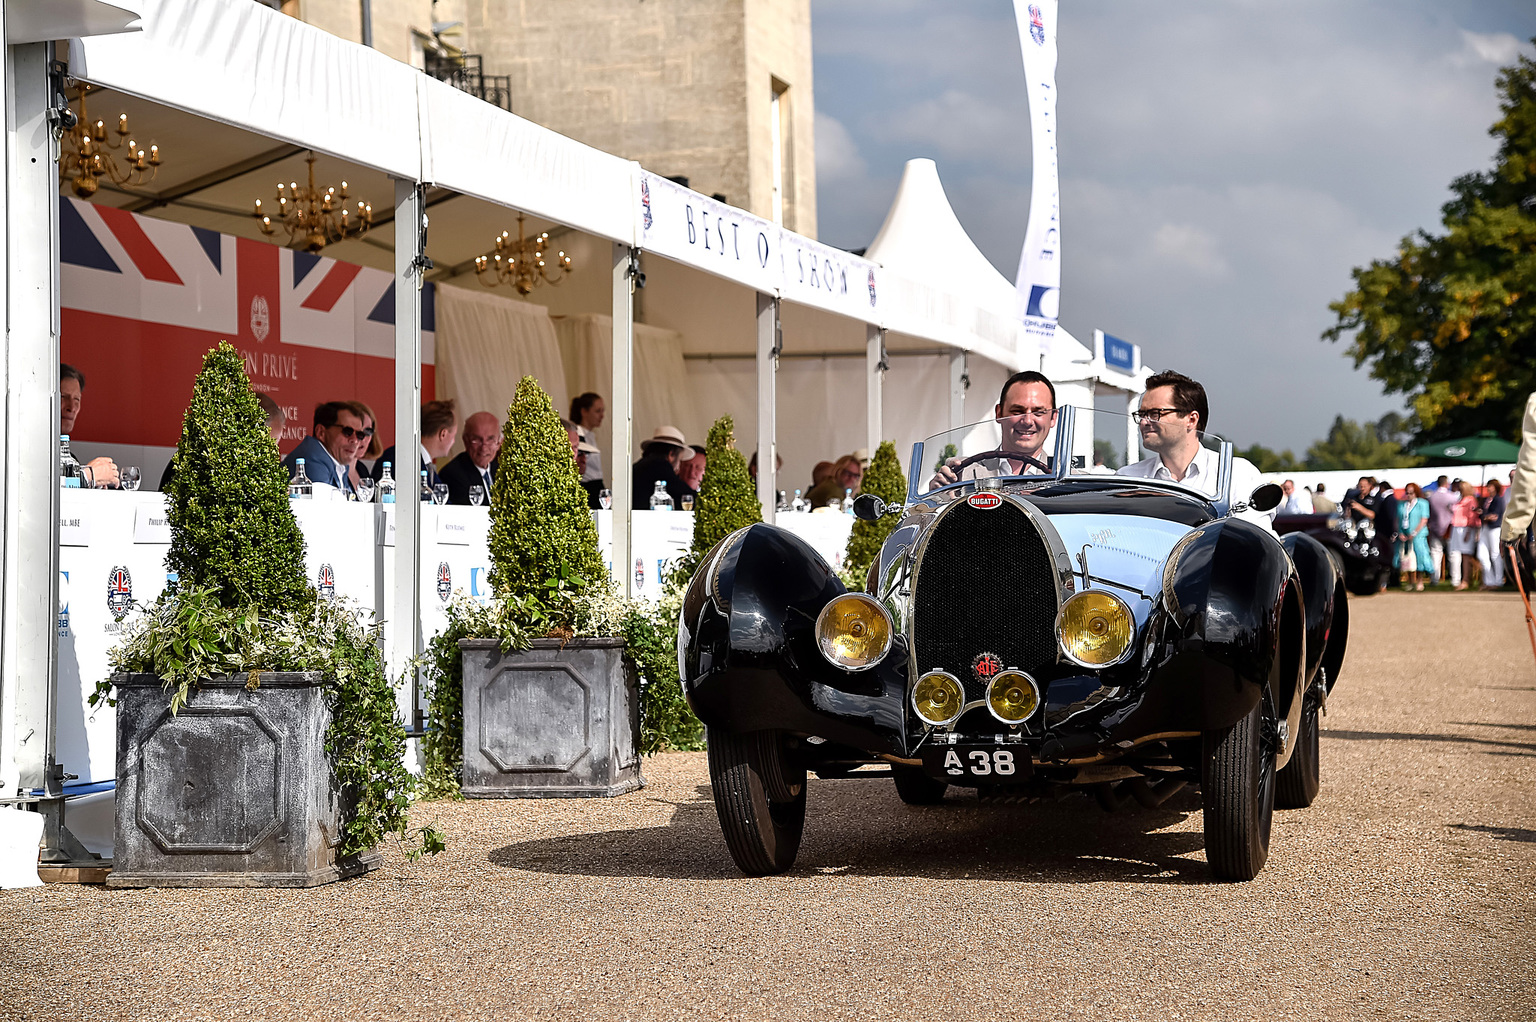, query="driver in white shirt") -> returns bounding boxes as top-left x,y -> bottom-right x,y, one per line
930,371 -> 1057,488
1117,370 -> 1276,529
